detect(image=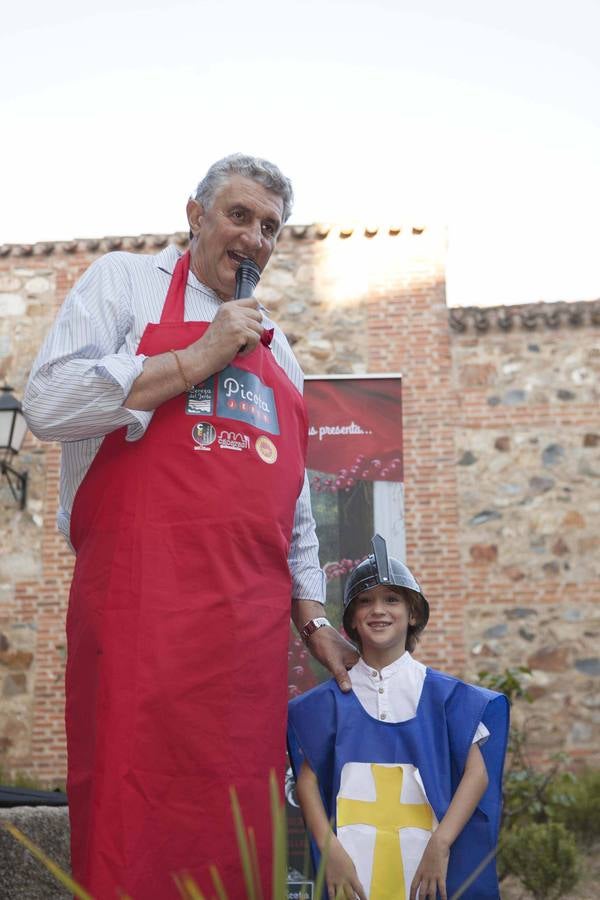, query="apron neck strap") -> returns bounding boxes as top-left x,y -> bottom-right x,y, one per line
160,250 -> 191,324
